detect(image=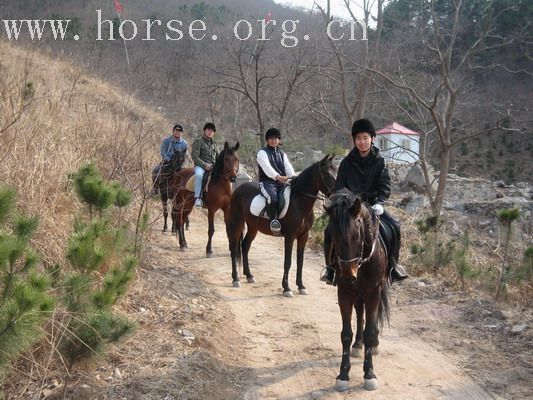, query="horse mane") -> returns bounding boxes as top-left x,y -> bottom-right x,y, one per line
211,145 -> 234,183
290,160 -> 318,195
327,189 -> 358,238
